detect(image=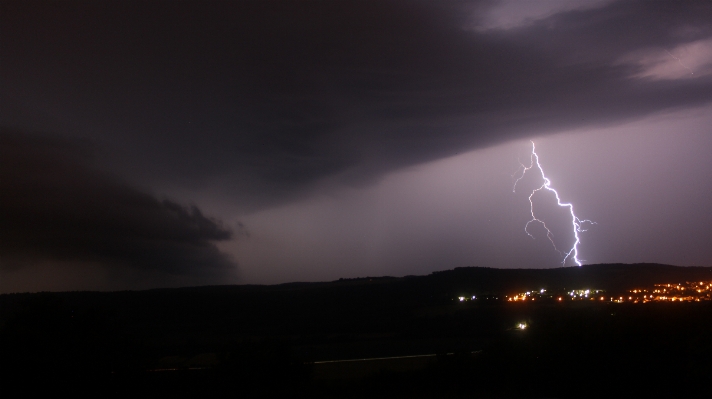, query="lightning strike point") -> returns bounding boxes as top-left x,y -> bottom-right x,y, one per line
512,142 -> 595,266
